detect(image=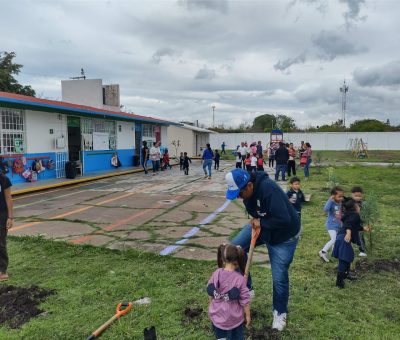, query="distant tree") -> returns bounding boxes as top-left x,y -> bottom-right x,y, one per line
0,51 -> 35,96
253,114 -> 276,132
275,114 -> 297,131
349,119 -> 396,132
